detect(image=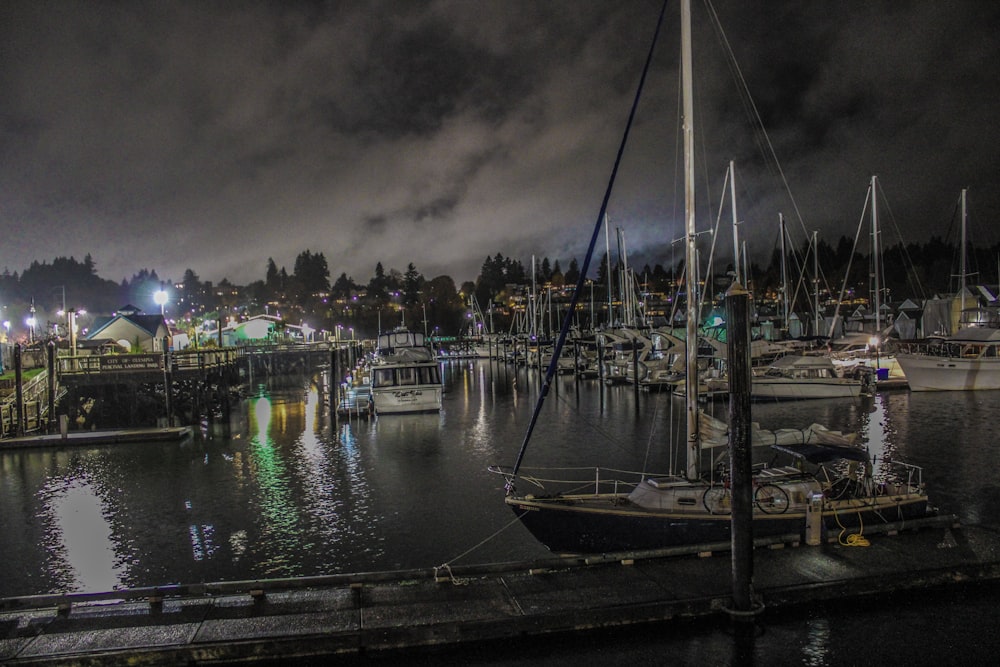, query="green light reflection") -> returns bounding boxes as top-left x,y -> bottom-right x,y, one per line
247,393 -> 304,576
